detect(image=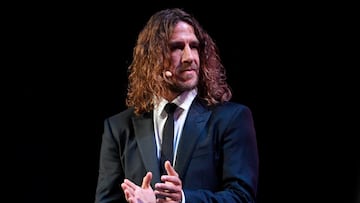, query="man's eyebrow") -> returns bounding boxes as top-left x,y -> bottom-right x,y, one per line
169,40 -> 199,45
